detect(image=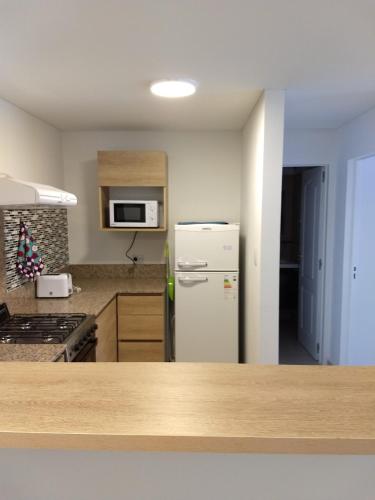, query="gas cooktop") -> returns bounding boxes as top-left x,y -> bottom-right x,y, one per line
0,303 -> 97,361
0,312 -> 87,344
